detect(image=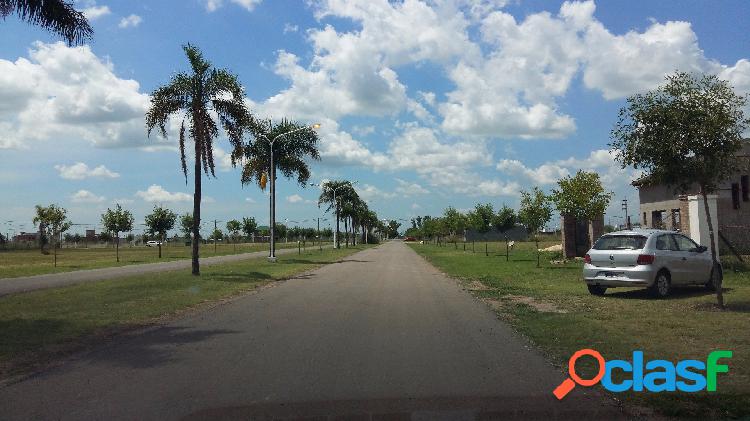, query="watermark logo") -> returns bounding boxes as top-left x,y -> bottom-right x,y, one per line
553,349 -> 732,399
